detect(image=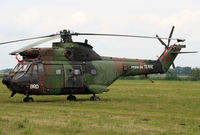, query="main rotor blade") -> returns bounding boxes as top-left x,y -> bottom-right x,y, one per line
0,34 -> 58,45
75,32 -> 185,42
156,35 -> 168,48
178,51 -> 198,54
168,26 -> 175,46
10,35 -> 59,55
